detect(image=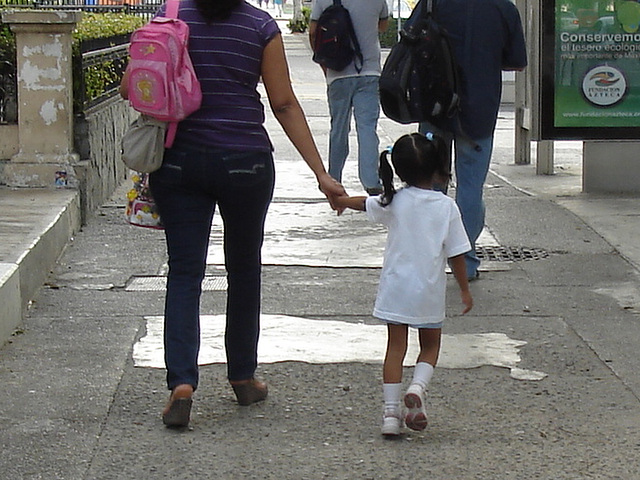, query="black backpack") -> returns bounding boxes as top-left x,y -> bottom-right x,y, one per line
379,0 -> 460,127
312,0 -> 363,72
